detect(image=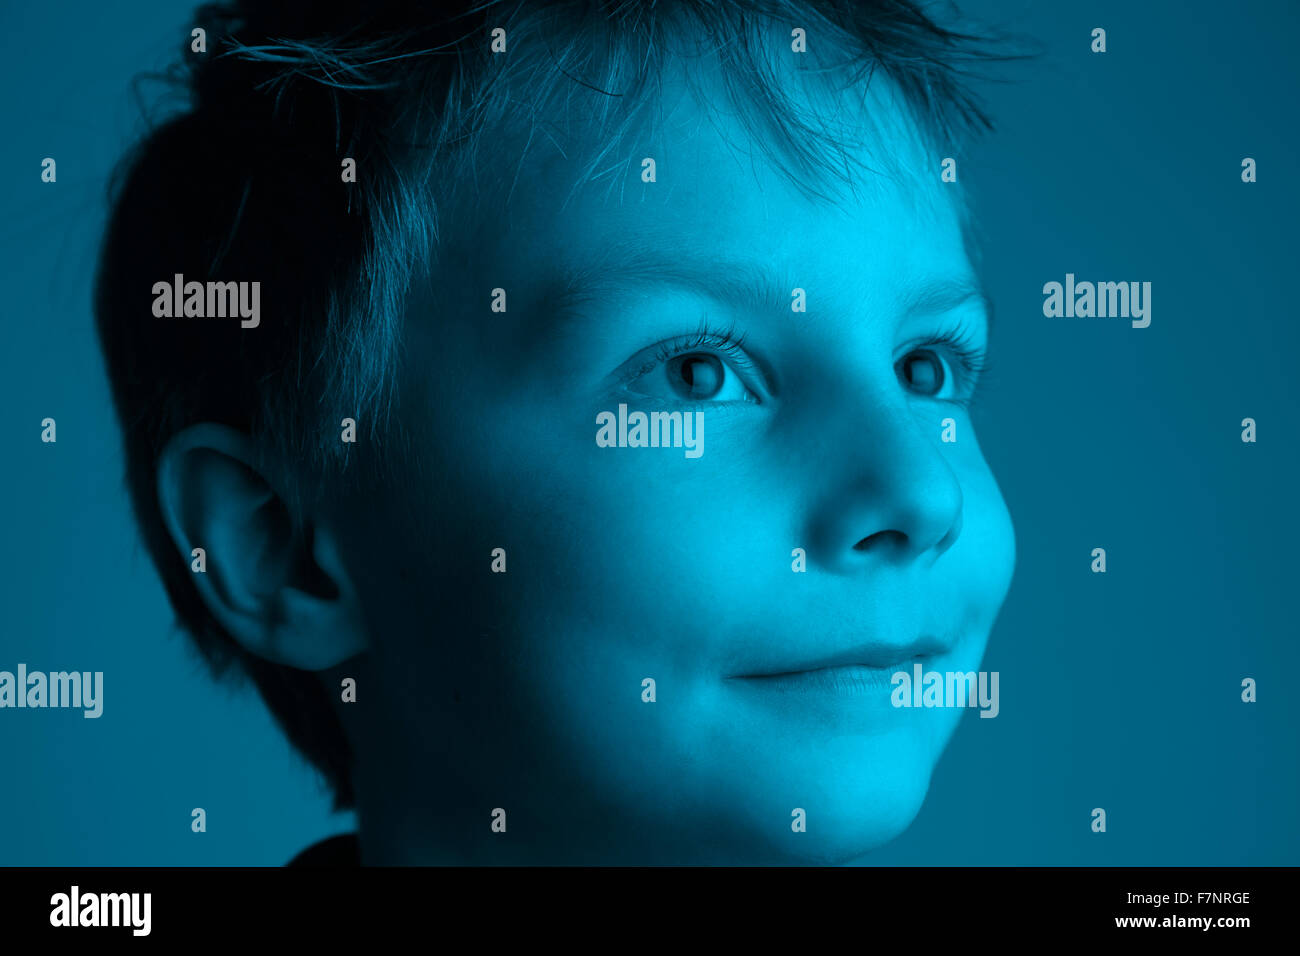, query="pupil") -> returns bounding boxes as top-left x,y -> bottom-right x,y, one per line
905,352 -> 943,394
671,354 -> 724,399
